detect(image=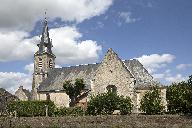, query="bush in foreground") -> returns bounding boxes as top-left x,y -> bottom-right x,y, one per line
166,75 -> 192,114
86,92 -> 132,115
7,100 -> 55,117
140,87 -> 164,115
54,107 -> 84,116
